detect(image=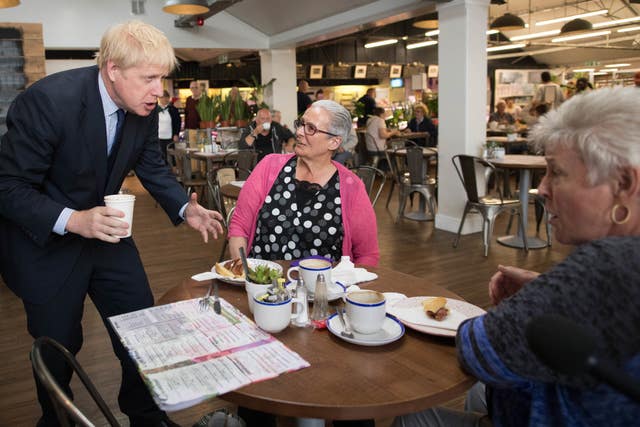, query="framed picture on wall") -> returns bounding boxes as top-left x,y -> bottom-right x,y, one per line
354,65 -> 367,78
309,65 -> 323,79
389,64 -> 402,78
